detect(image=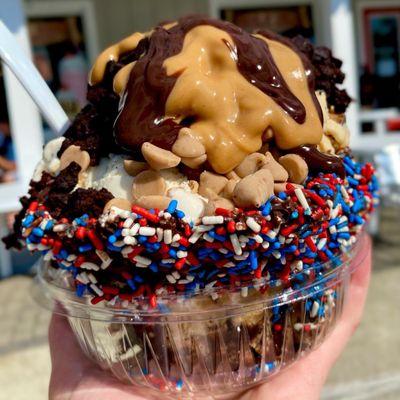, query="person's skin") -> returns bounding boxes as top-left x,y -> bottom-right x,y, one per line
49,236 -> 371,400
